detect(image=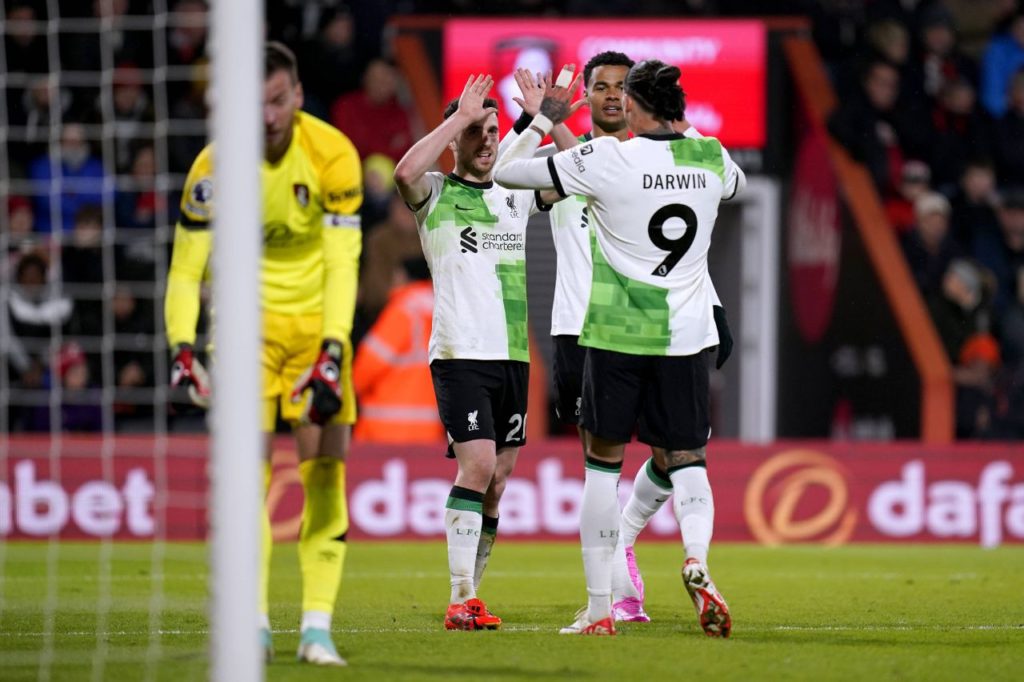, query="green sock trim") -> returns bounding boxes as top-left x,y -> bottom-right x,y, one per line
585,456 -> 622,474
645,458 -> 673,489
445,497 -> 484,513
482,514 -> 499,534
